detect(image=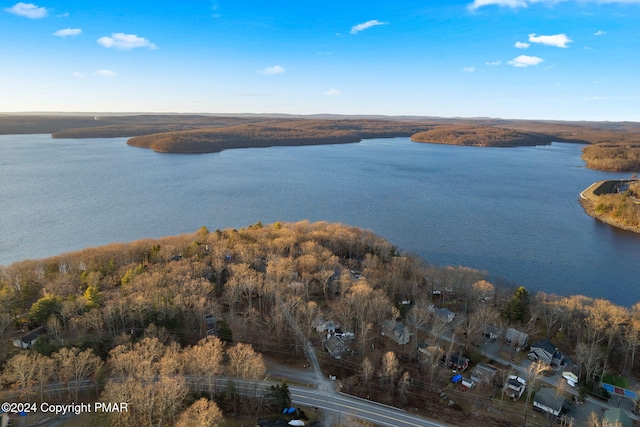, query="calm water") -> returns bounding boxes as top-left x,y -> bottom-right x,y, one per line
1,134 -> 639,305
